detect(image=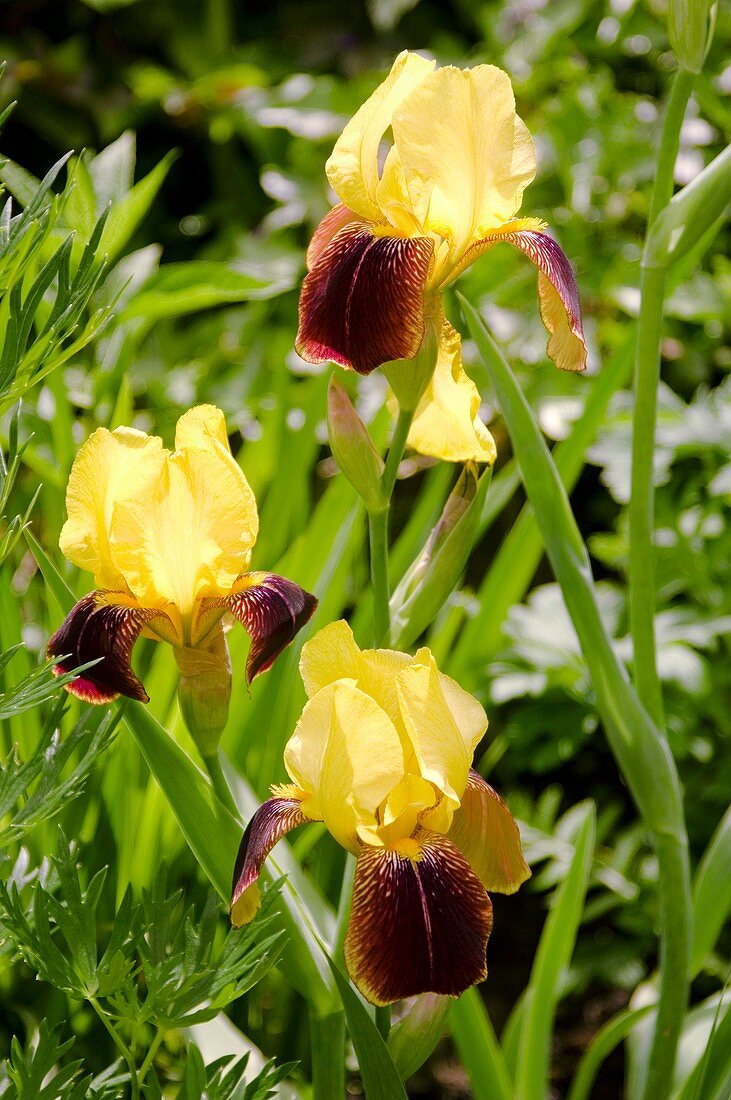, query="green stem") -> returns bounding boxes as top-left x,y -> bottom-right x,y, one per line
89,997 -> 139,1098
138,1027 -> 165,1085
629,67 -> 694,729
368,508 -> 391,647
202,750 -> 239,818
382,407 -> 413,500
366,407 -> 415,647
310,1009 -> 347,1100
